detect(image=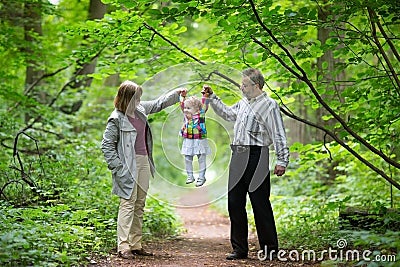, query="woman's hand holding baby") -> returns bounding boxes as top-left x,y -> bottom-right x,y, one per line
176,88 -> 187,97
